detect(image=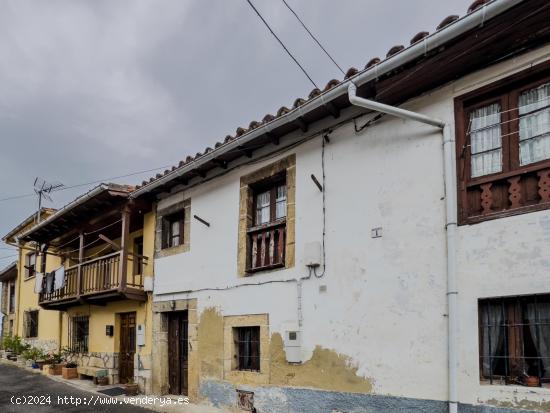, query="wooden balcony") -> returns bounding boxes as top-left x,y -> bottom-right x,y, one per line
39,252 -> 146,310
246,220 -> 286,273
